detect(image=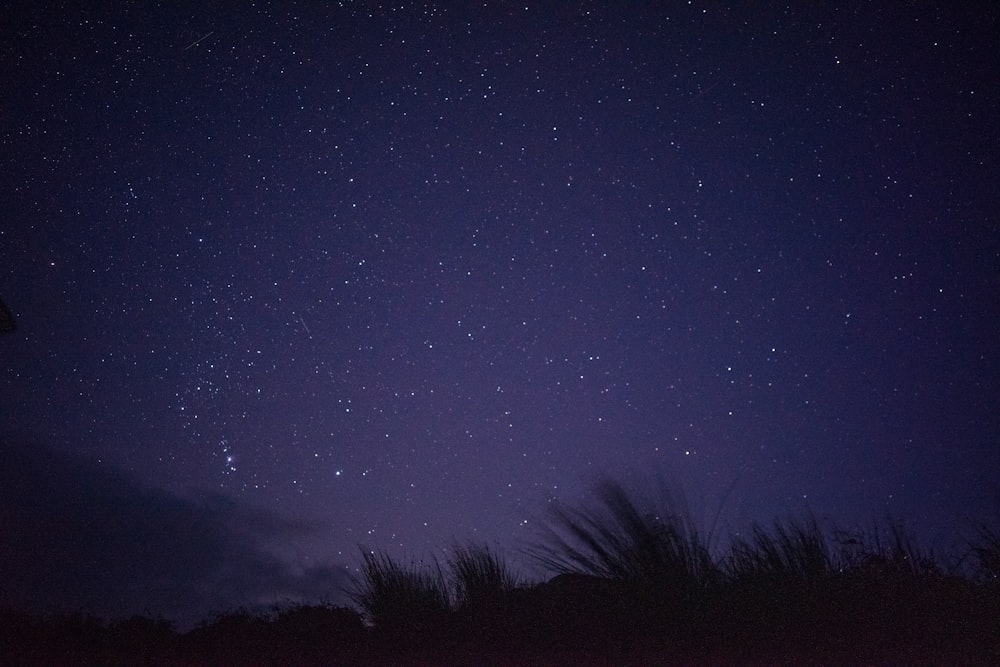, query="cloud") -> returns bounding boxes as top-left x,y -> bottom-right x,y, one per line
0,439 -> 350,627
